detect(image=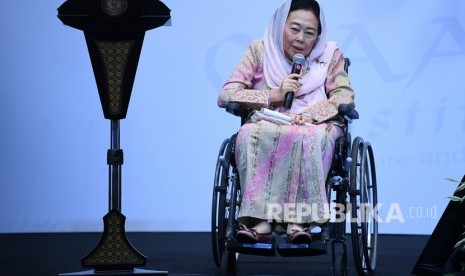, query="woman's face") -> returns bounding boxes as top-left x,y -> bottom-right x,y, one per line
283,9 -> 319,60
